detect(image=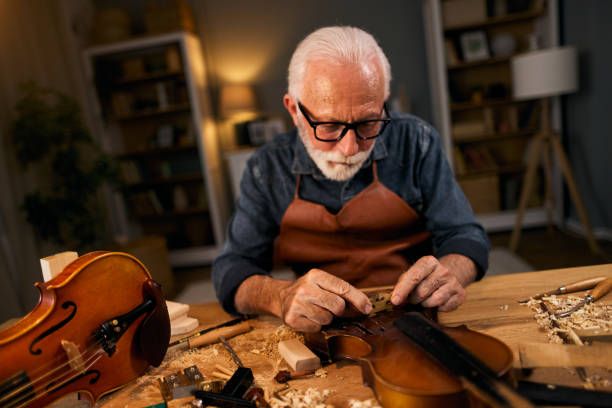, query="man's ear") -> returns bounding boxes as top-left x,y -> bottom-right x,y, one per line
283,94 -> 299,127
